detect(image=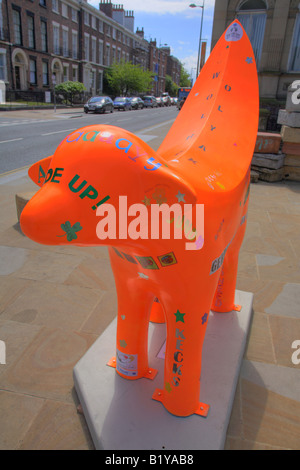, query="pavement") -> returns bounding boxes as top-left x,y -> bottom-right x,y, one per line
0,109 -> 300,450
0,107 -> 85,121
